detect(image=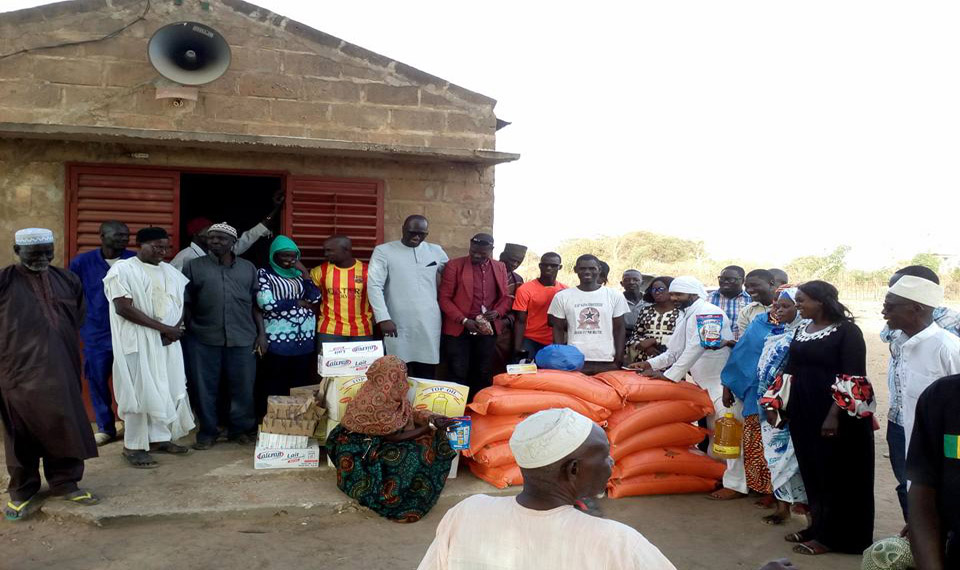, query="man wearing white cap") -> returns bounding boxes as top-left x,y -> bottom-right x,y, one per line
417,408 -> 675,570
631,276 -> 742,498
882,275 -> 960,470
880,265 -> 960,521
1,229 -> 100,521
182,222 -> 267,450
